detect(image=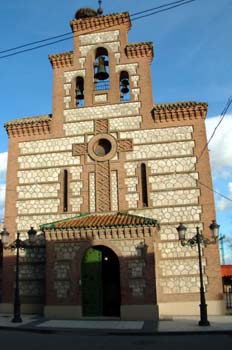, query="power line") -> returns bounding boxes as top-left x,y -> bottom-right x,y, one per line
130,0 -> 189,17
0,0 -> 230,204
196,97 -> 232,166
0,32 -> 73,55
0,0 -> 197,60
132,0 -> 196,21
